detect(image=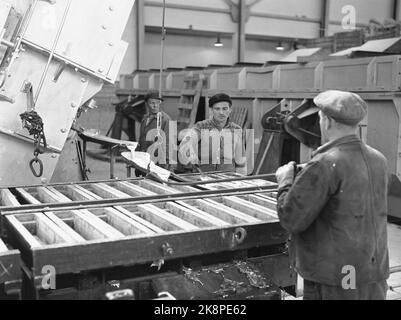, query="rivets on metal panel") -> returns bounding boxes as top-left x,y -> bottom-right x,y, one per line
71,103 -> 77,108
108,42 -> 114,47
51,154 -> 57,159
109,6 -> 114,11
102,25 -> 107,30
60,129 -> 67,133
81,78 -> 87,83
98,68 -> 104,73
